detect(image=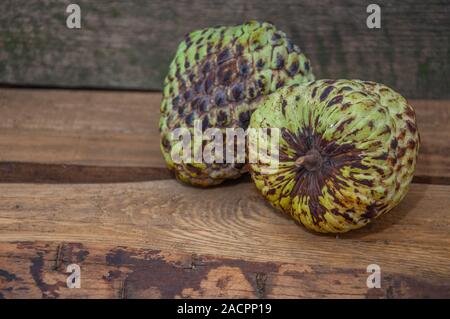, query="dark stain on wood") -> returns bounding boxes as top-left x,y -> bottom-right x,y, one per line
284,265 -> 450,299
255,272 -> 268,298
1,241 -> 449,298
105,247 -> 278,298
103,270 -> 123,282
29,252 -> 65,298
216,275 -> 233,289
365,273 -> 450,299
0,269 -> 21,282
60,243 -> 90,264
